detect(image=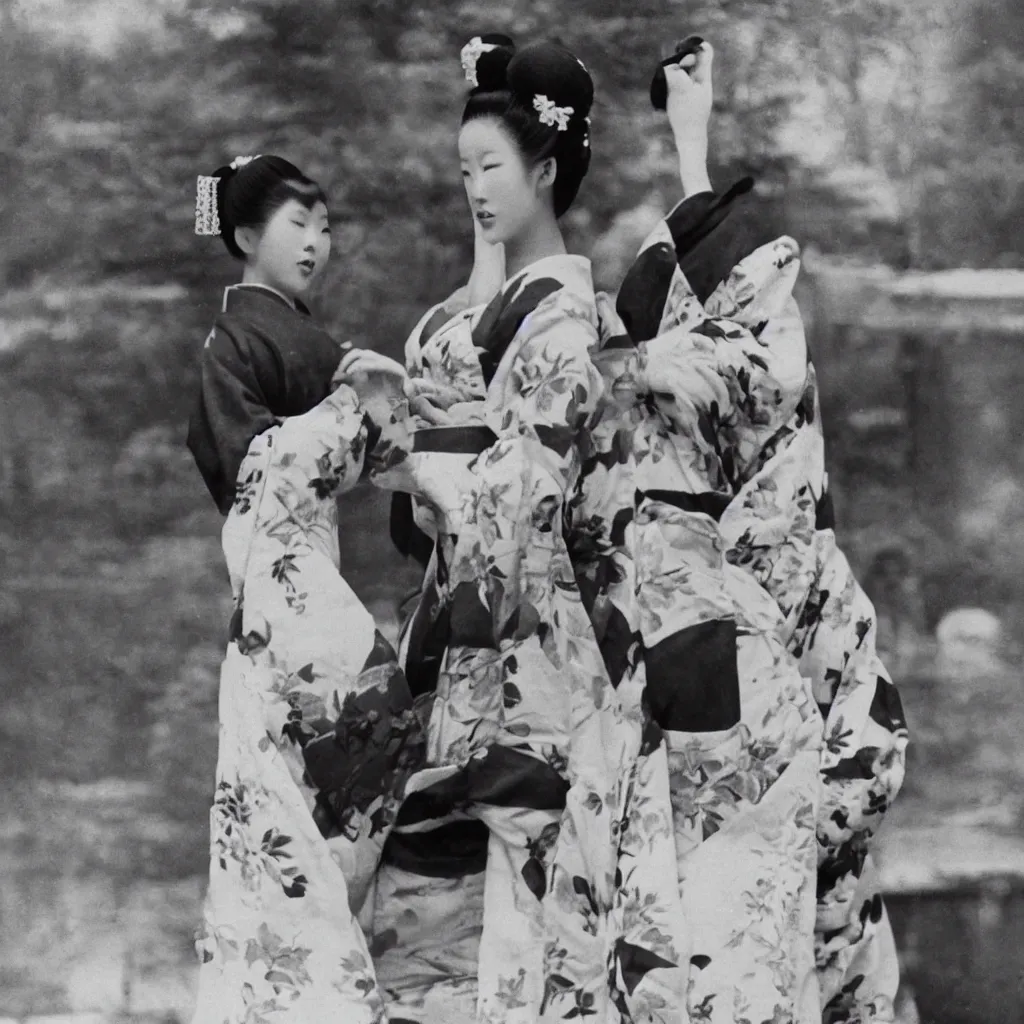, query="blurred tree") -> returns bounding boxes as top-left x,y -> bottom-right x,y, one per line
3,6 -> 1024,1008
947,0 -> 1024,266
3,0 -> 1024,814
